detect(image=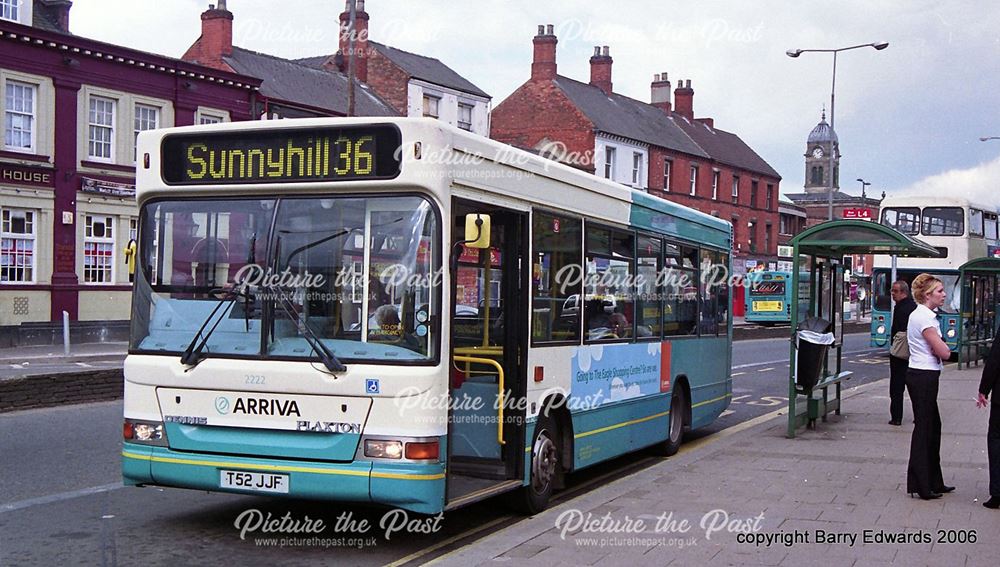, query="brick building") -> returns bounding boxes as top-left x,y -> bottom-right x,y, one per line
492,26 -> 782,283
0,0 -> 259,334
183,1 -> 490,131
